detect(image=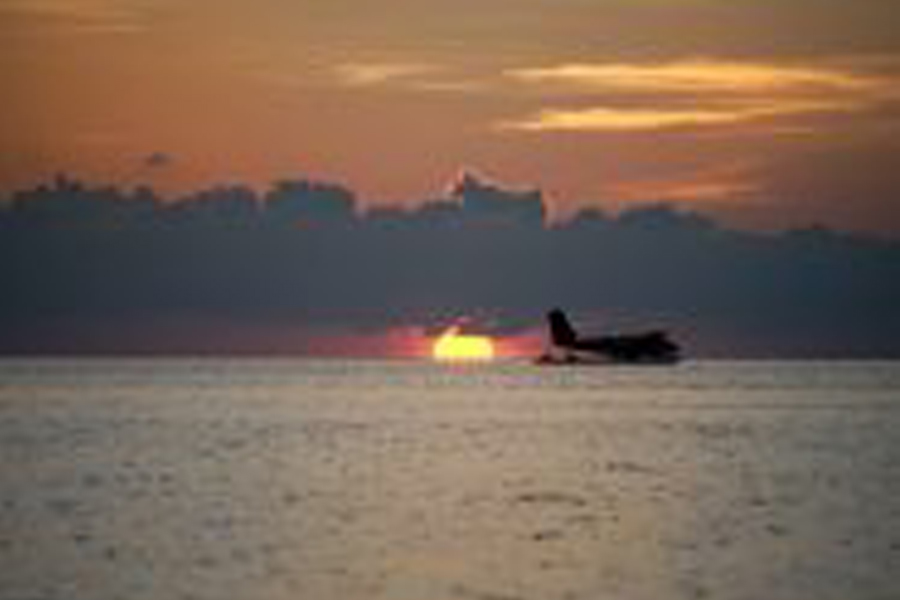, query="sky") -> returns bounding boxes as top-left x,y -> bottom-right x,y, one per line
3,0 -> 900,233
